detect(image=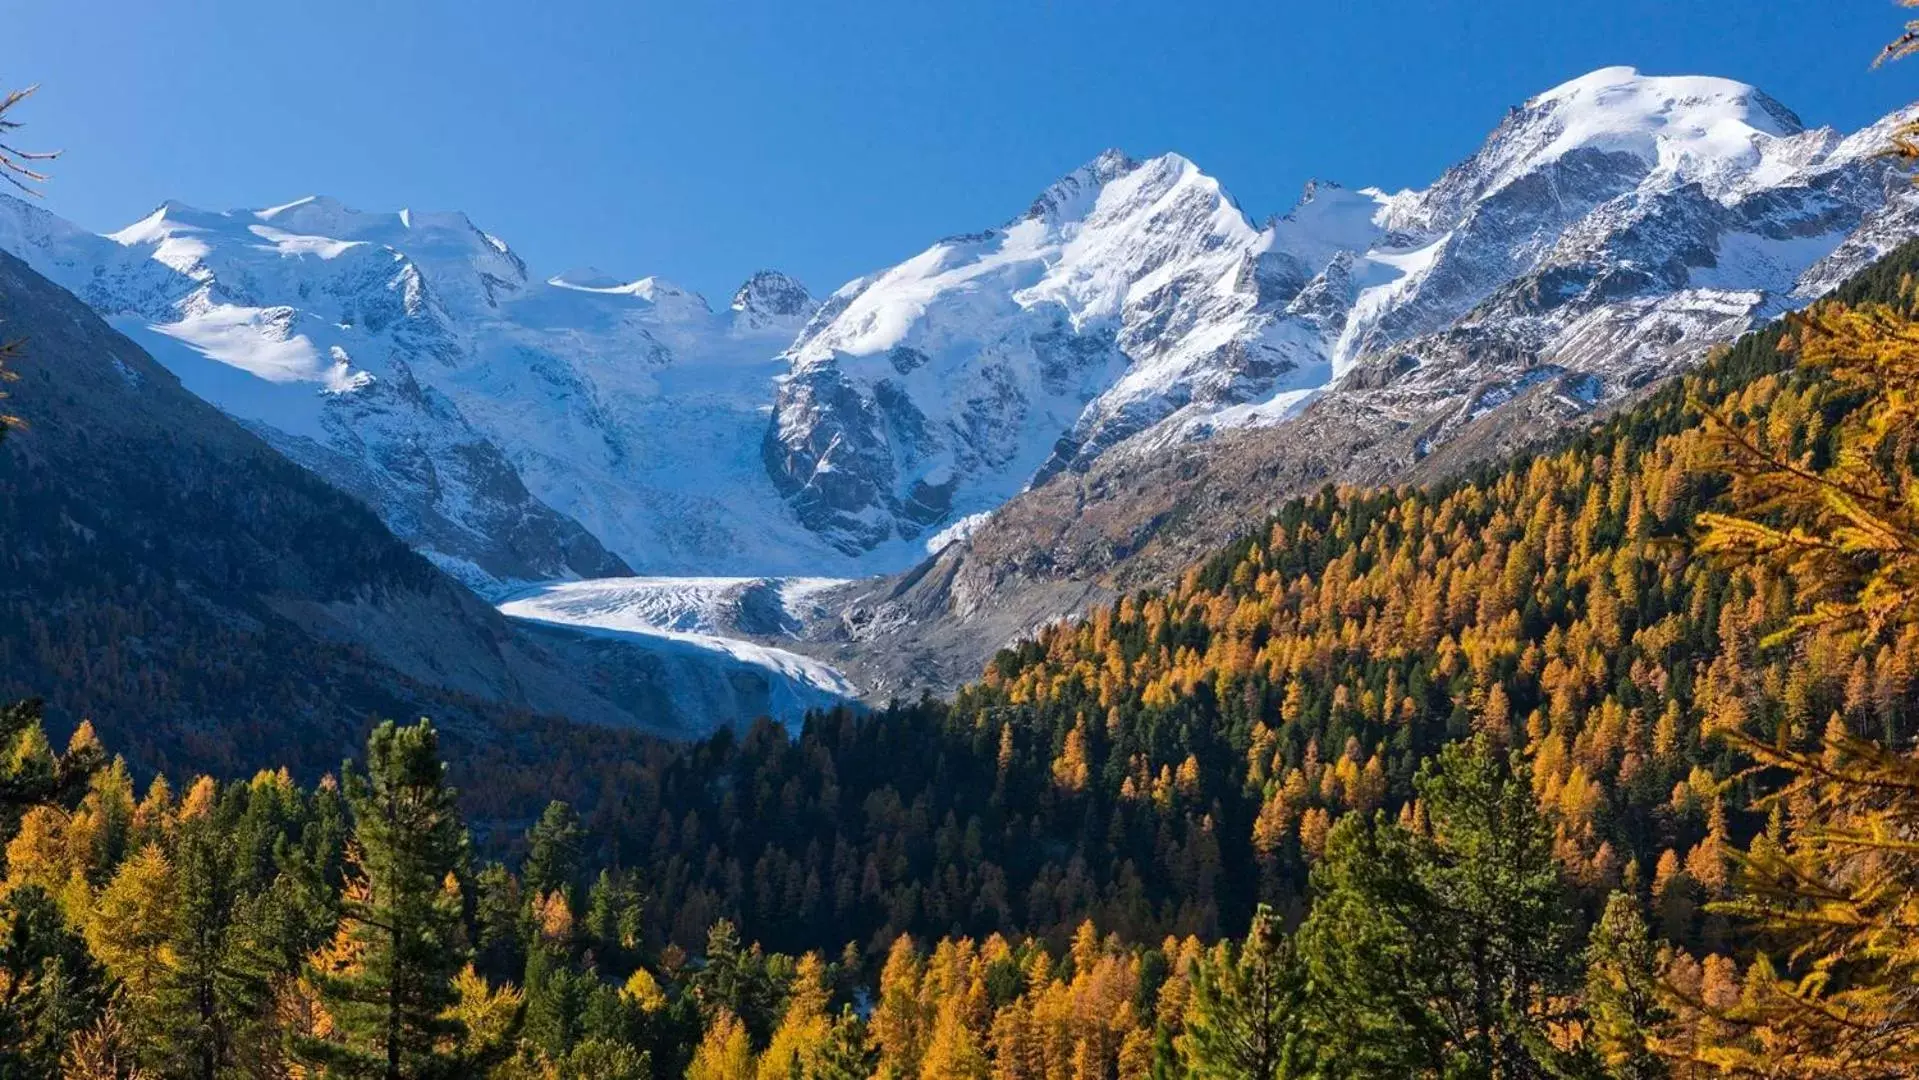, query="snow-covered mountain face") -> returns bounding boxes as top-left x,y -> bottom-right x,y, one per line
1319,68 -> 1919,434
0,194 -> 877,590
763,149 -> 1355,553
2,67 -> 1915,612
764,67 -> 1919,555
